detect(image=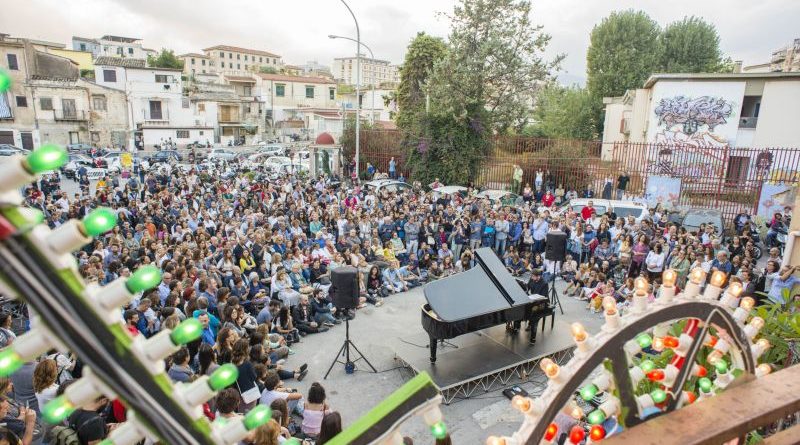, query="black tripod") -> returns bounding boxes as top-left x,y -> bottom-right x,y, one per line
550,260 -> 564,314
324,316 -> 377,379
